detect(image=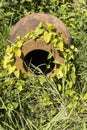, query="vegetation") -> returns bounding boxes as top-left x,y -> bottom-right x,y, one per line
0,0 -> 87,130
